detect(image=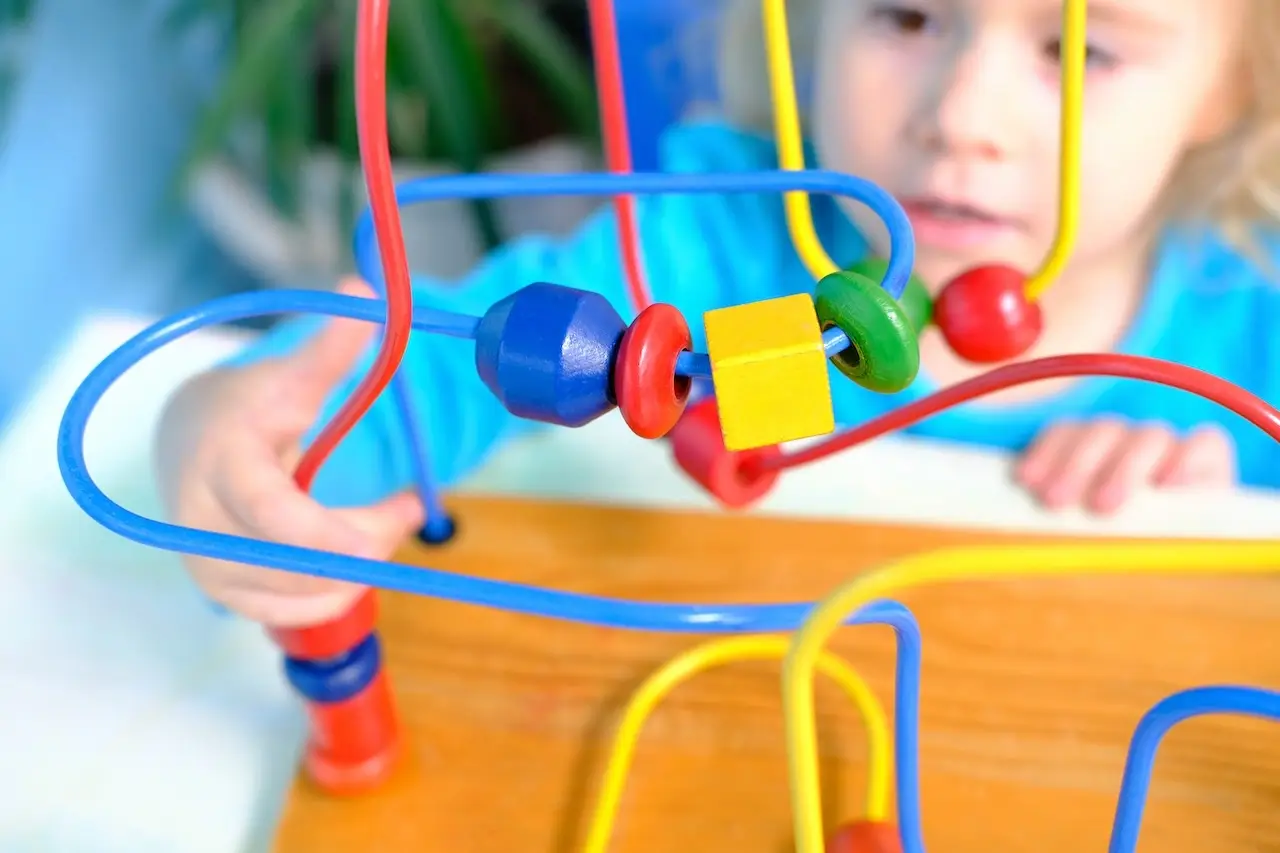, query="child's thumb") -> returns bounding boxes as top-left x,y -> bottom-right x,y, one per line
334,490 -> 427,561
288,278 -> 384,411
